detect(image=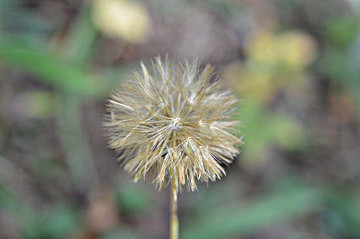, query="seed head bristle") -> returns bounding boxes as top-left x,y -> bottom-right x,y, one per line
104,57 -> 243,191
